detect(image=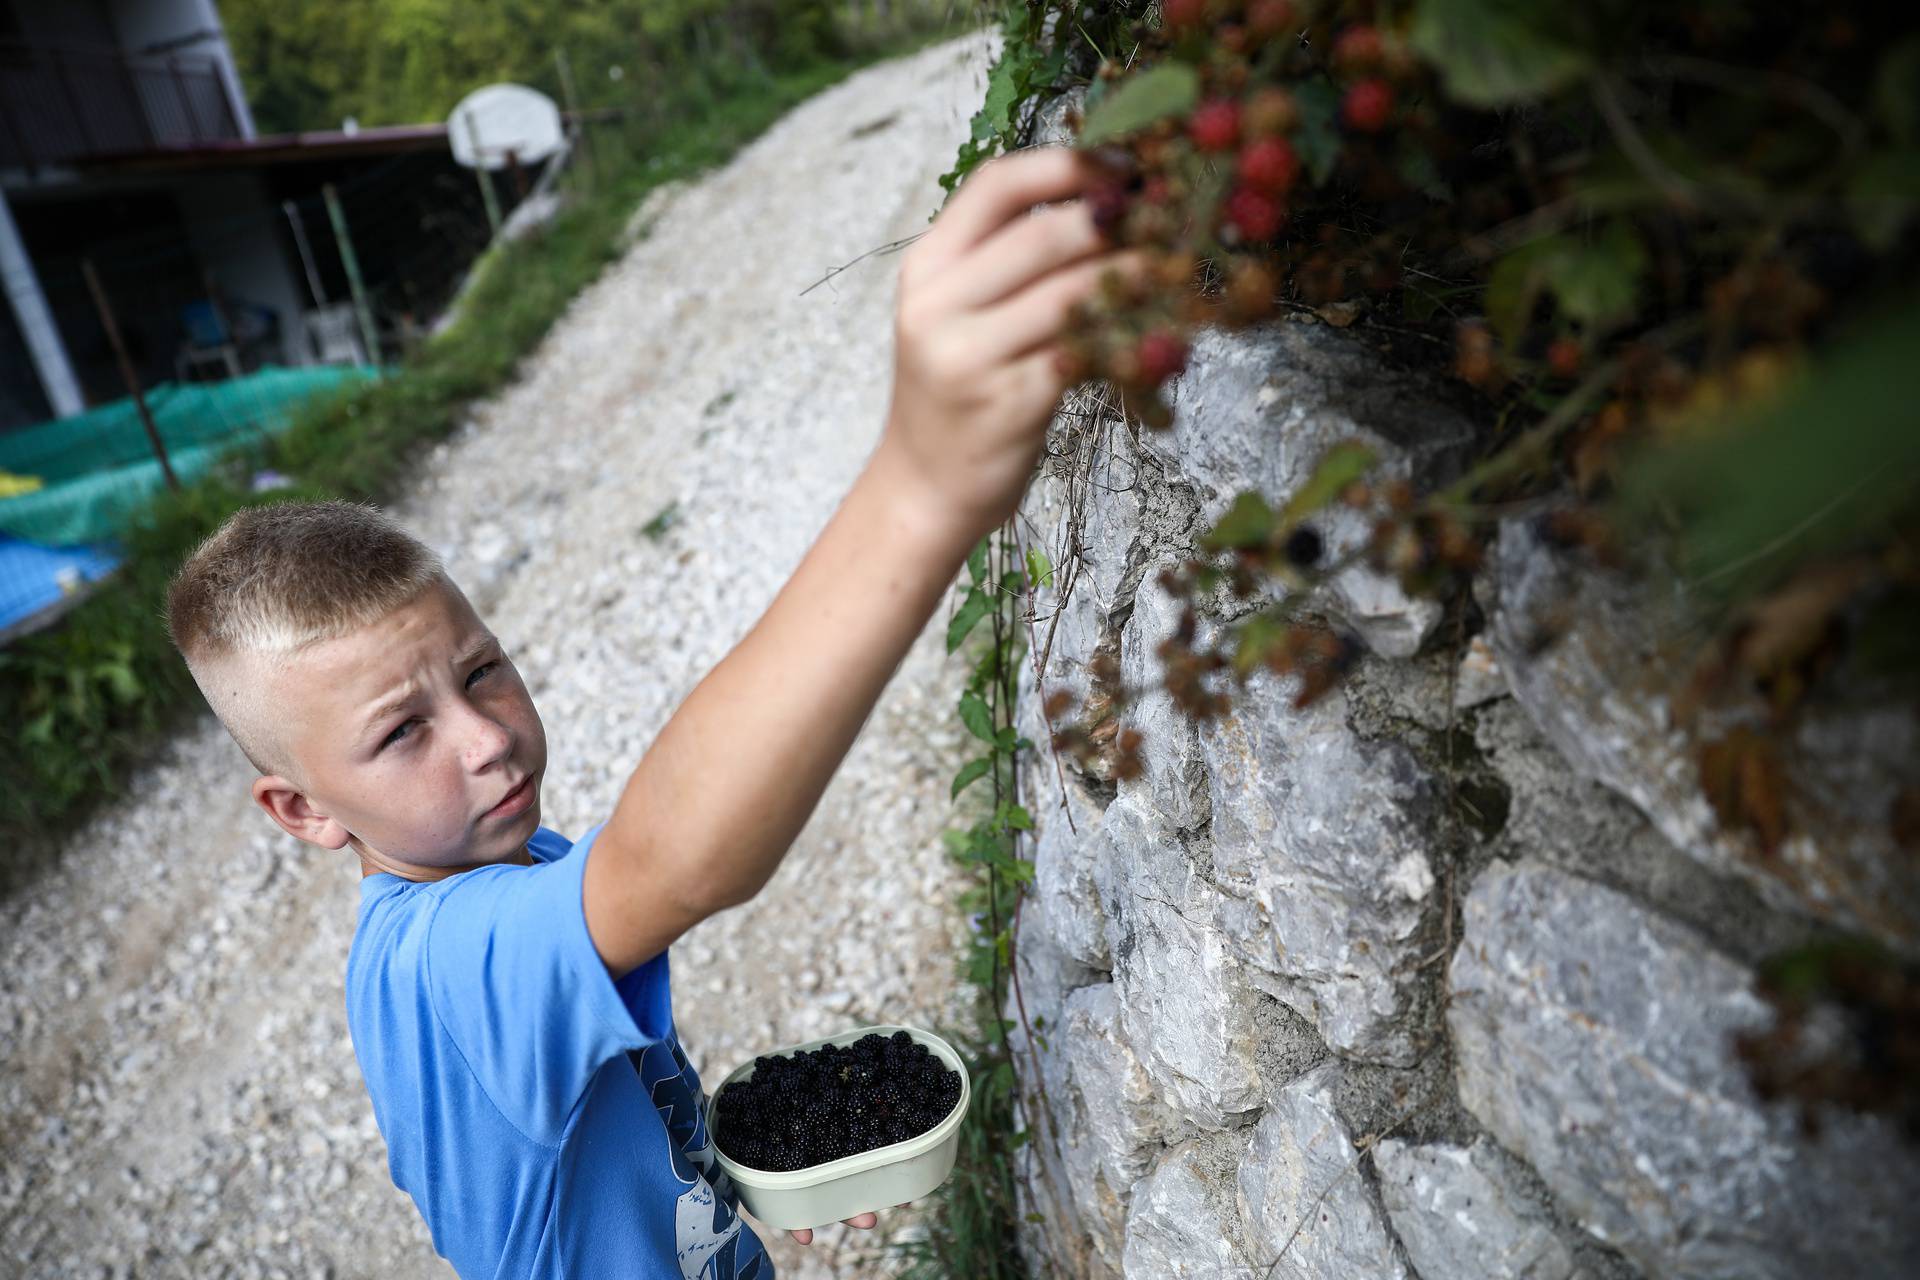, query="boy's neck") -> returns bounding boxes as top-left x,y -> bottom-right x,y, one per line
358,842 -> 534,882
